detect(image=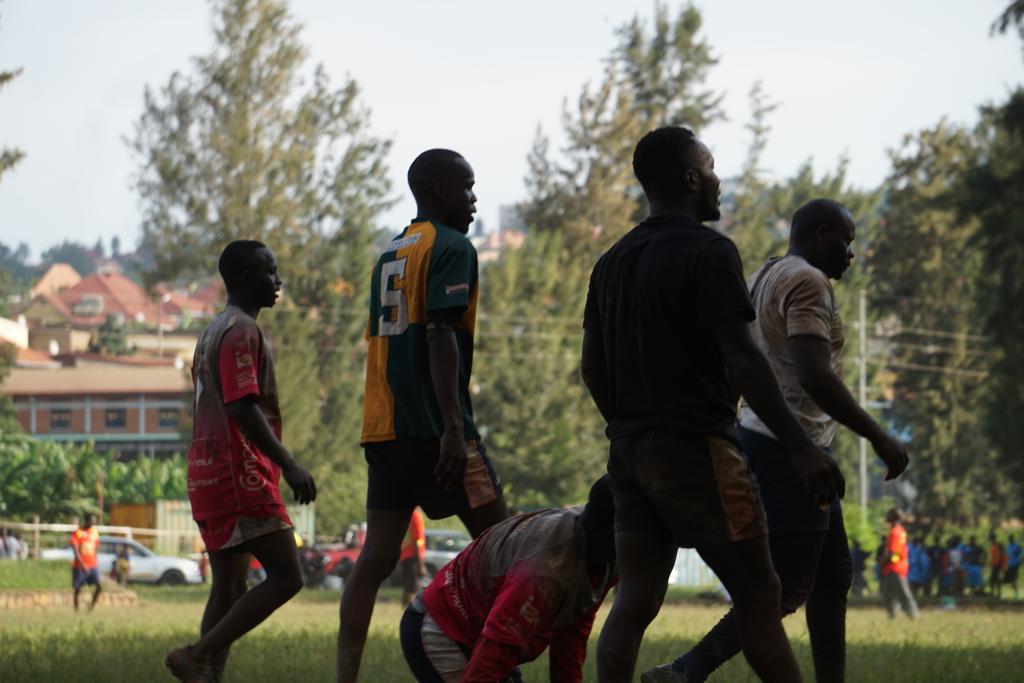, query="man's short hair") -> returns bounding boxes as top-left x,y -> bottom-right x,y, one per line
407,149 -> 464,202
790,198 -> 850,244
632,126 -> 699,197
218,240 -> 267,288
